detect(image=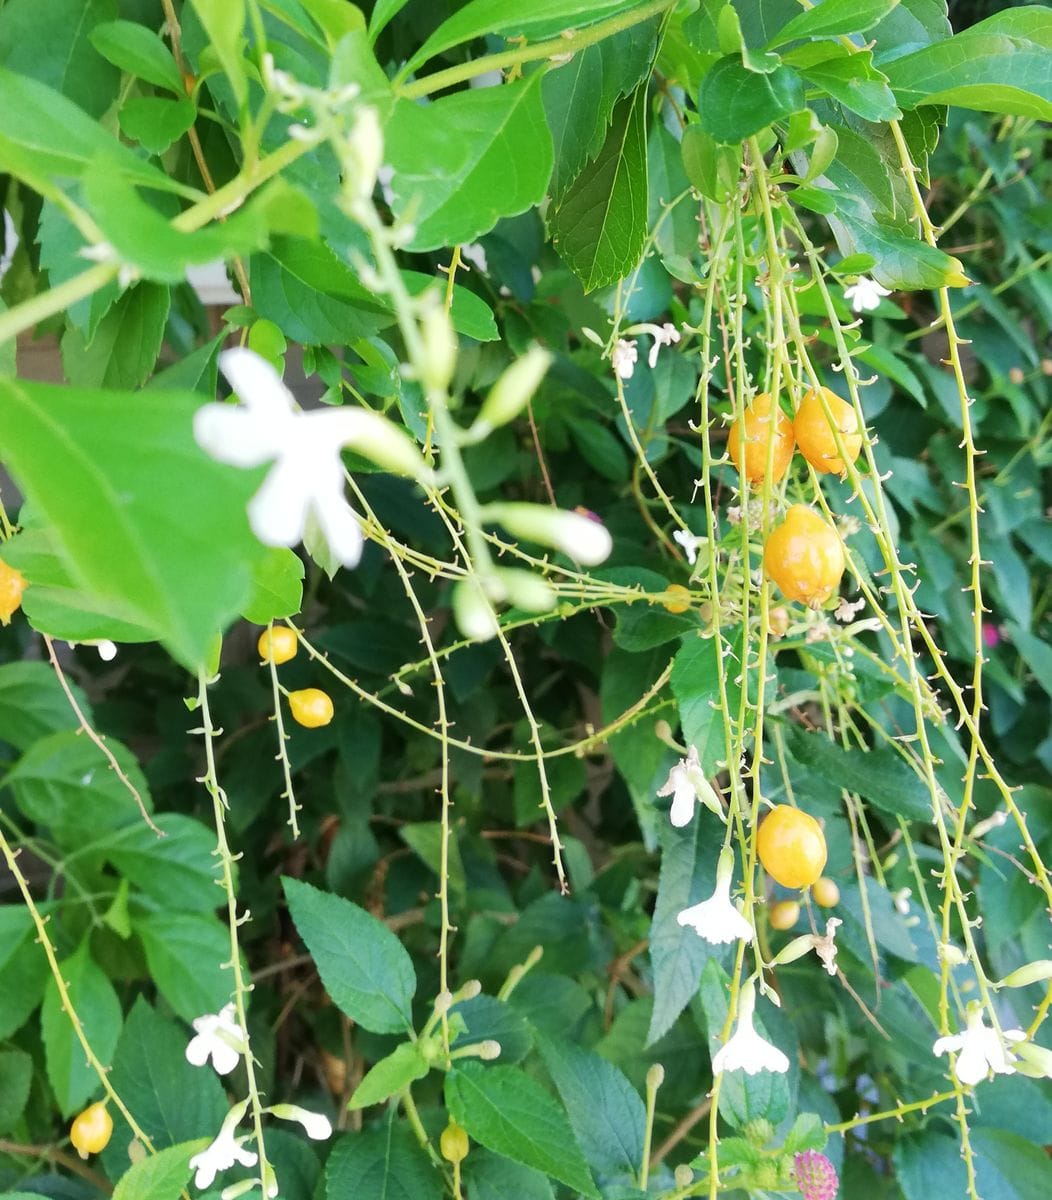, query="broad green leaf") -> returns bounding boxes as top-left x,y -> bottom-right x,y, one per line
0,661 -> 90,751
831,201 -> 969,291
770,0 -> 901,46
135,913 -> 233,1023
90,19 -> 185,93
41,940 -> 122,1116
326,1117 -> 442,1200
1005,623 -> 1052,699
0,0 -> 119,119
800,52 -> 901,123
402,271 -> 499,342
5,730 -> 153,846
647,812 -> 724,1044
188,0 -> 247,107
837,877 -> 931,967
283,876 -> 417,1033
368,0 -> 412,42
35,201 -> 118,338
462,1149 -> 555,1200
699,56 -> 804,143
61,284 -> 171,390
119,97 -> 197,155
0,908 -> 50,1041
550,85 -> 648,292
242,549 -> 305,624
386,75 -> 553,252
870,0 -> 950,61
446,1062 -> 599,1198
0,379 -> 271,670
453,994 -> 534,1065
681,124 -> 739,201
100,999 -> 226,1175
542,18 -> 659,202
823,124 -> 897,217
349,1042 -> 430,1109
537,1036 -> 645,1177
0,1049 -> 33,1134
103,813 -> 222,912
112,1140 -> 204,1200
670,632 -> 739,774
782,725 -> 930,820
403,0 -> 639,74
